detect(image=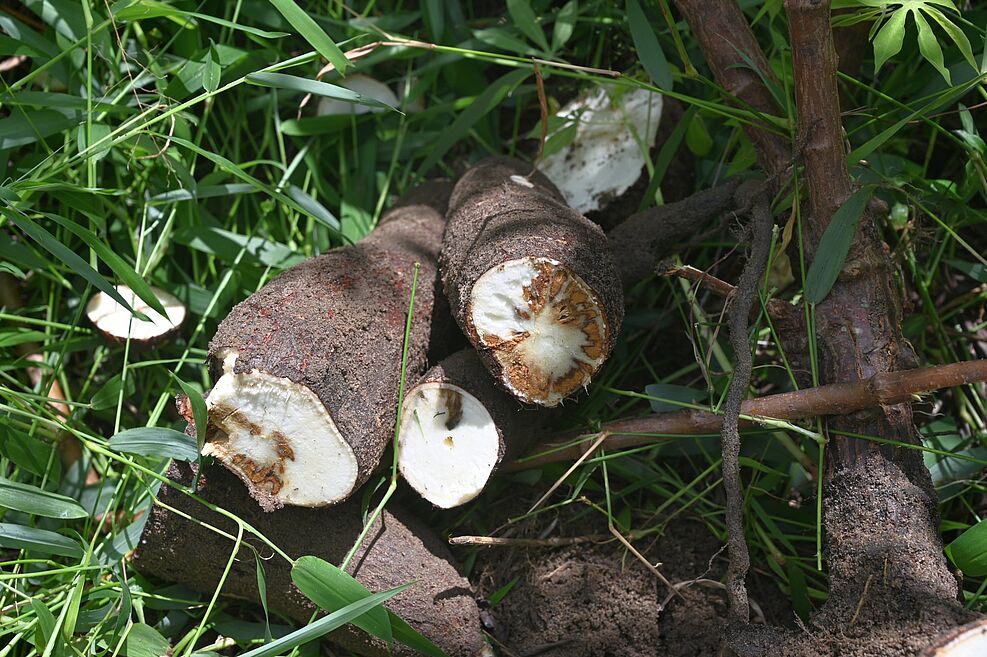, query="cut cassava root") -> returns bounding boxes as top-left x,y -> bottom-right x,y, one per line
135,462 -> 491,657
442,156 -> 623,407
203,182 -> 452,510
86,285 -> 186,344
398,349 -> 541,508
